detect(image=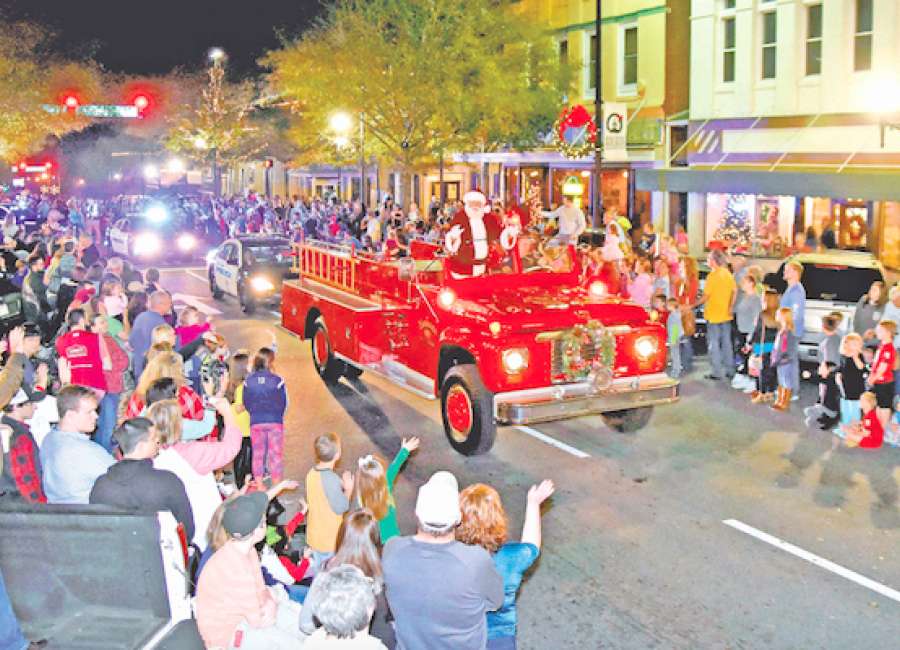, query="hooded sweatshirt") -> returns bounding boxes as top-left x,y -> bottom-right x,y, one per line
89,458 -> 194,541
